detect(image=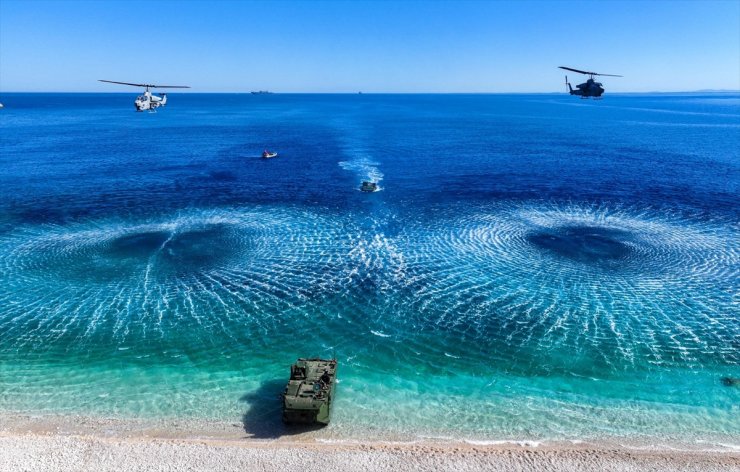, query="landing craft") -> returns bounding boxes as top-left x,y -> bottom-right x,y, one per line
99,80 -> 190,111
559,67 -> 622,99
